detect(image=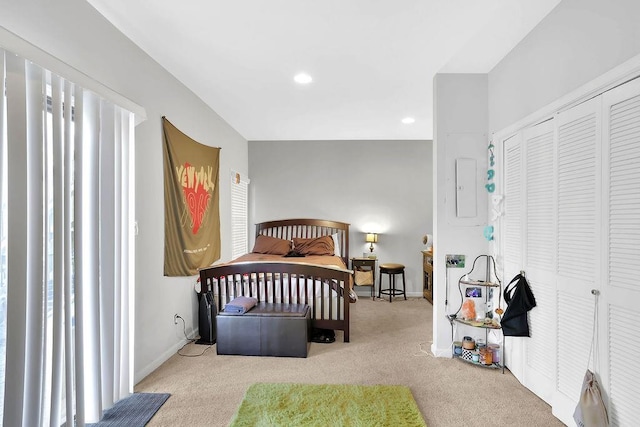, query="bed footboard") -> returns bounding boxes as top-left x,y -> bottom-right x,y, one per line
199,261 -> 353,342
